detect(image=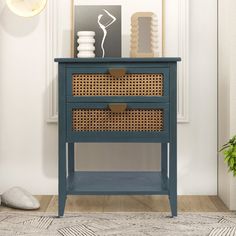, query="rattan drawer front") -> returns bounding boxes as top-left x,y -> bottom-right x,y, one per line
72,109 -> 164,132
72,73 -> 164,97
